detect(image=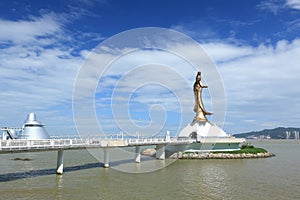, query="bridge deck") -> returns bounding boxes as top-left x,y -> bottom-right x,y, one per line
0,138 -> 192,154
